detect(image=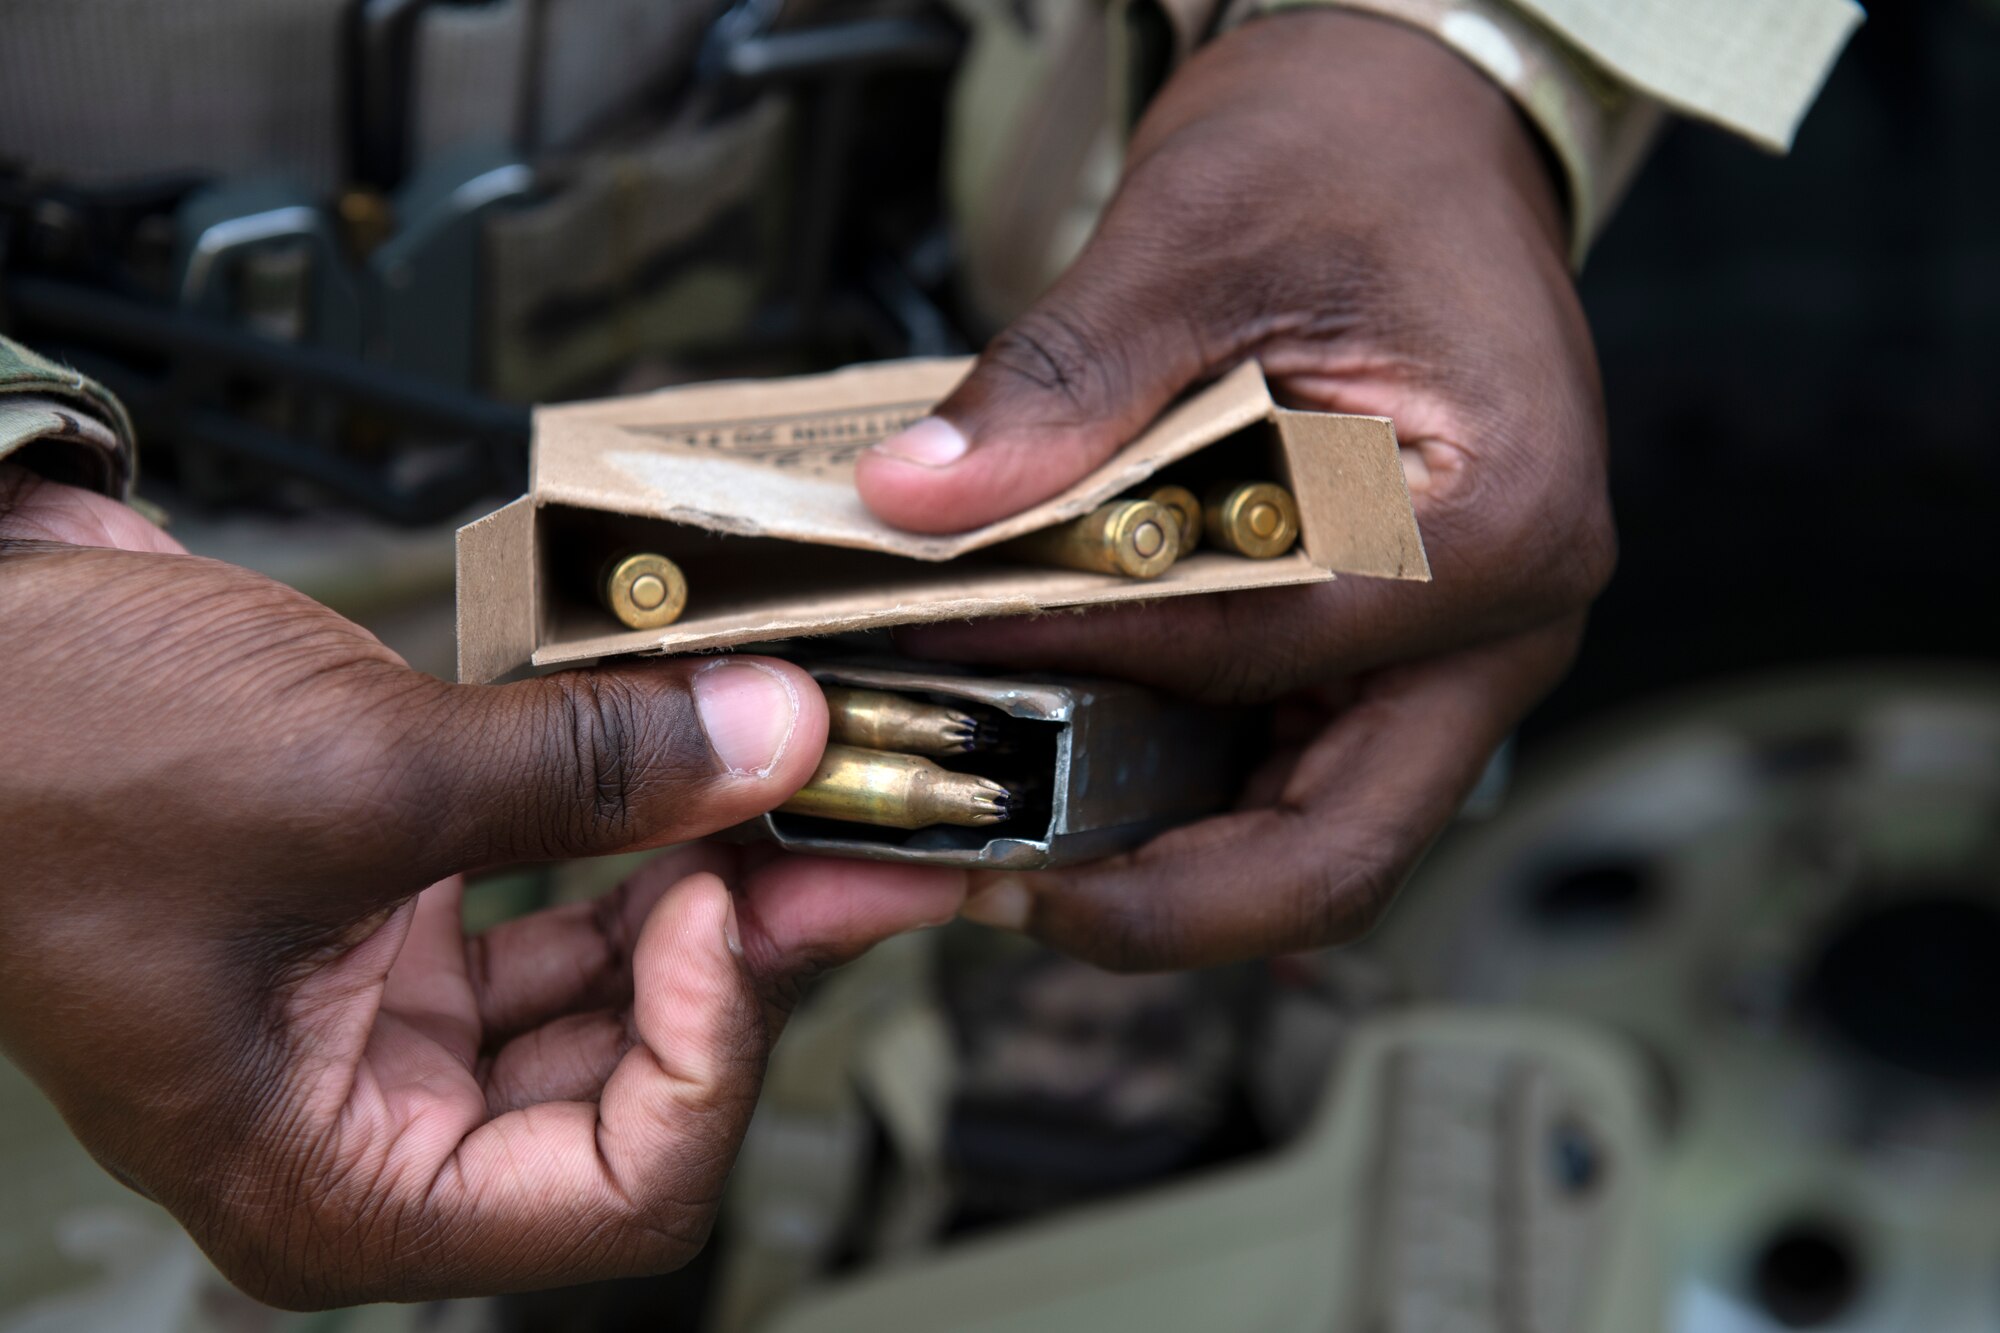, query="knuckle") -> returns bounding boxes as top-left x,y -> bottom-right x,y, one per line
1068,899 -> 1183,975
1458,445 -> 1617,626
979,306 -> 1124,421
1512,486 -> 1616,620
751,947 -> 832,1016
1192,651 -> 1285,707
557,674 -> 642,834
641,1182 -> 726,1248
527,671 -> 690,856
1291,841 -> 1409,950
1089,938 -> 1176,975
538,1208 -> 700,1286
